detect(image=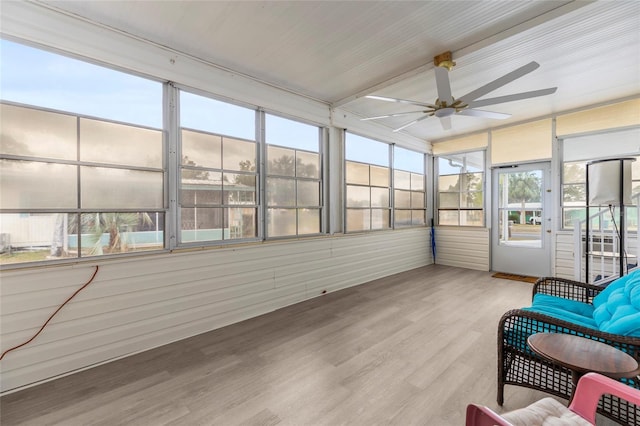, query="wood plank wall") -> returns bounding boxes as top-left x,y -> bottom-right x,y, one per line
556,231 -> 639,281
0,229 -> 430,393
433,227 -> 490,271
